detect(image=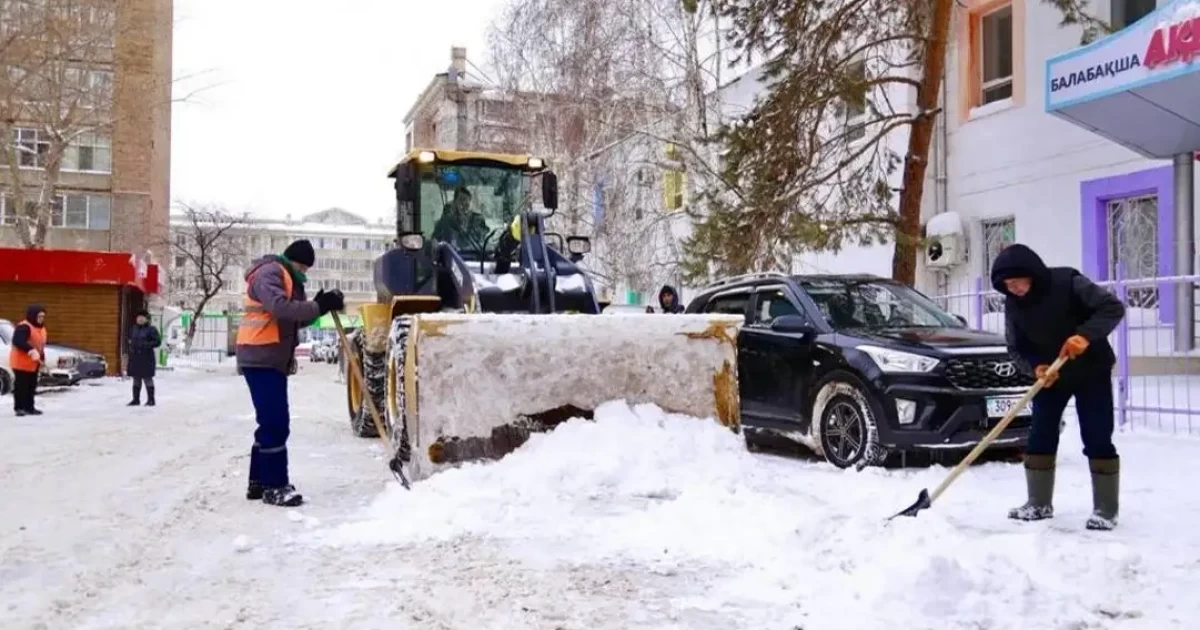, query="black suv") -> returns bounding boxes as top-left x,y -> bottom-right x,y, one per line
686,272 -> 1036,469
